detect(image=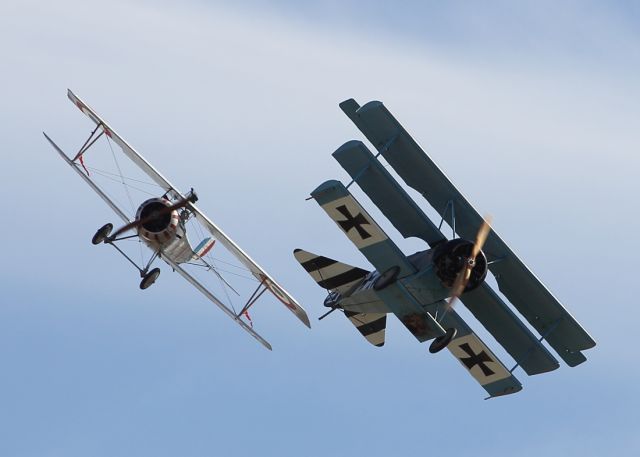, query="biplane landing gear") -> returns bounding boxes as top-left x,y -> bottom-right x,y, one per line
92,223 -> 113,245
140,268 -> 161,290
429,327 -> 457,353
